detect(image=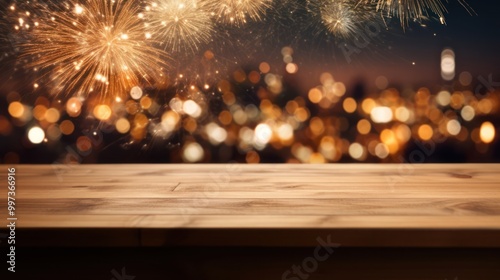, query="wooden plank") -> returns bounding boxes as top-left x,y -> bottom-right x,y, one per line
13,214 -> 500,229
14,164 -> 500,182
13,198 -> 500,216
16,189 -> 500,199
1,164 -> 500,247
